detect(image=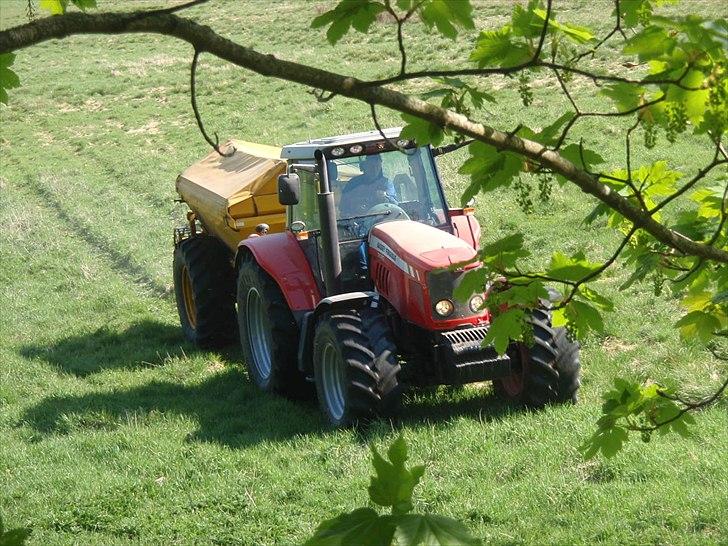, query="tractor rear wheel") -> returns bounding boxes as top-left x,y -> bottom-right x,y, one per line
313,308 -> 401,427
495,308 -> 581,406
173,235 -> 237,348
236,253 -> 310,398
